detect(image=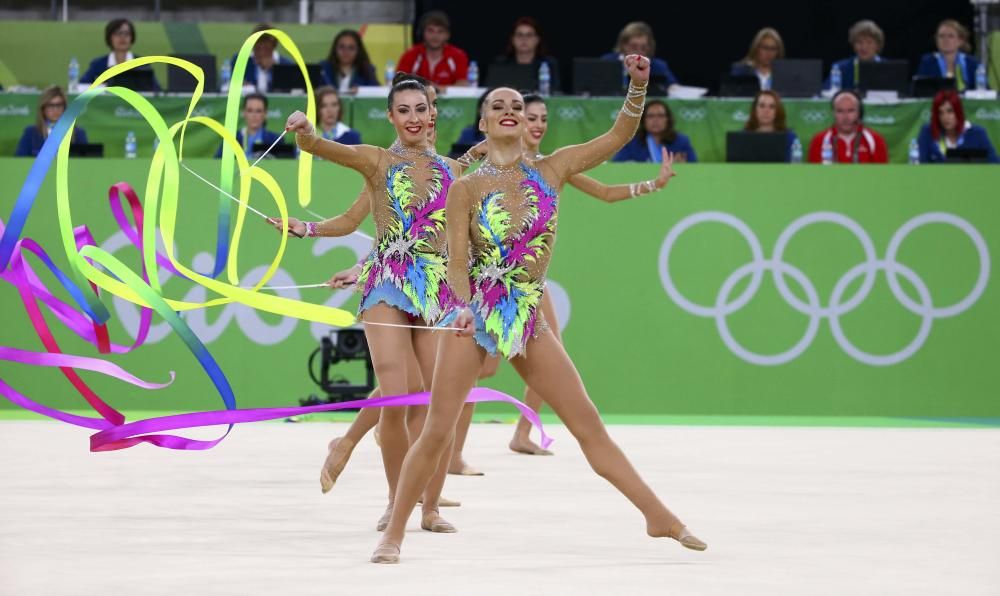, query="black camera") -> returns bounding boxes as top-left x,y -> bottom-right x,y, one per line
302,326 -> 375,406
